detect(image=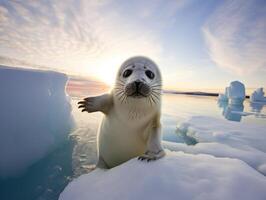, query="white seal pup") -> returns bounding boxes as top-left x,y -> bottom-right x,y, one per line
78,56 -> 165,168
